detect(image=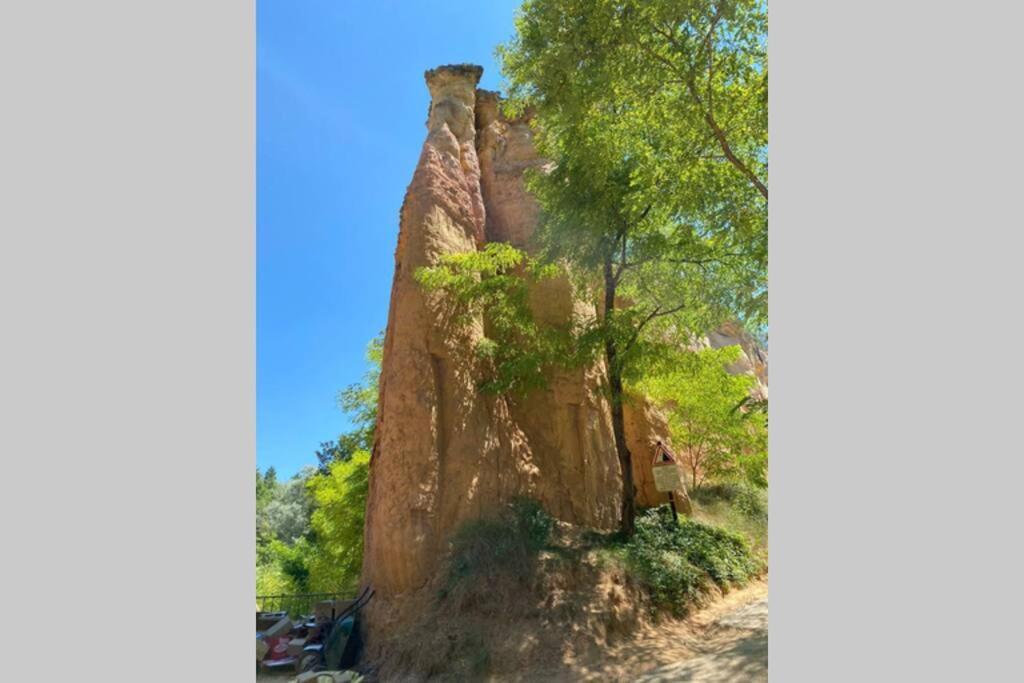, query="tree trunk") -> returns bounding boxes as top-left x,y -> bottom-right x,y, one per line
604,256 -> 636,536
